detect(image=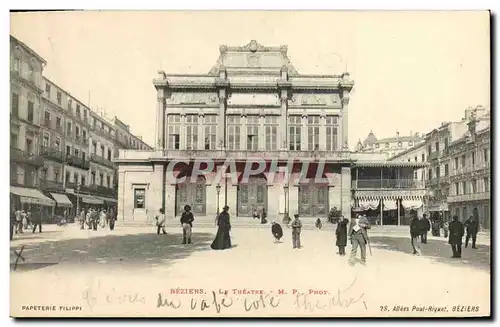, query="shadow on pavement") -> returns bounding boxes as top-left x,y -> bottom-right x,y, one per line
10,231 -> 216,271
369,236 -> 491,272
